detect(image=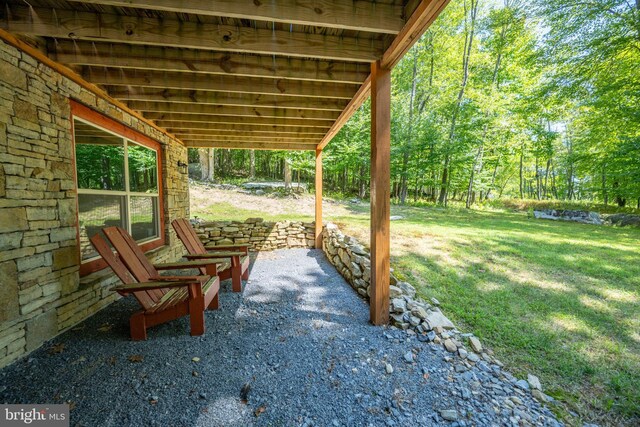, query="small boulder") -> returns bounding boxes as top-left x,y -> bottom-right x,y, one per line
440,410 -> 458,421
424,311 -> 455,330
527,374 -> 542,391
391,298 -> 407,313
443,339 -> 457,353
468,336 -> 483,353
